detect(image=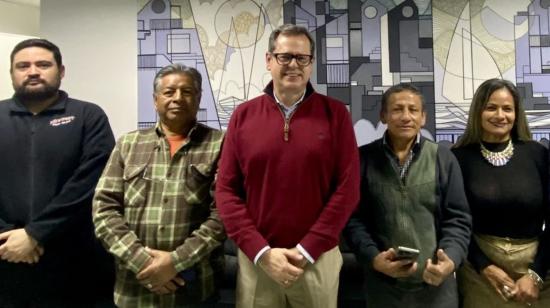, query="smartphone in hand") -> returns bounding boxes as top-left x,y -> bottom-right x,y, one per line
395,246 -> 420,262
